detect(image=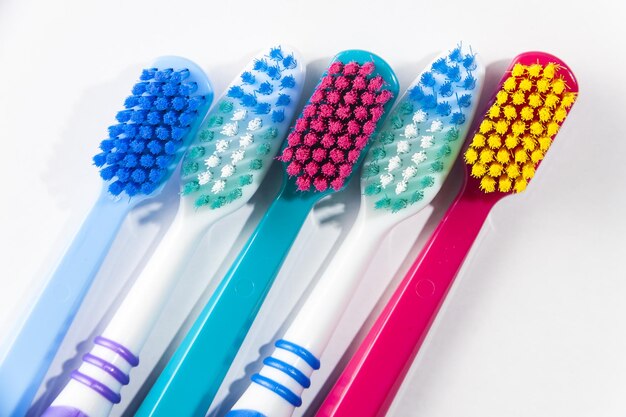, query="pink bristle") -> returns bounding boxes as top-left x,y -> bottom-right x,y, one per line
336,105 -> 351,119
361,92 -> 375,106
321,162 -> 337,177
348,149 -> 361,163
337,135 -> 351,149
305,162 -> 319,177
335,76 -> 350,90
355,135 -> 368,149
338,164 -> 352,178
347,120 -> 361,135
376,90 -> 393,104
354,106 -> 368,120
329,120 -> 343,134
362,120 -> 376,135
320,75 -> 334,89
331,177 -> 344,191
304,133 -> 319,146
281,147 -> 294,161
287,161 -> 302,176
344,91 -> 357,105
288,132 -> 302,147
312,148 -> 327,162
303,105 -> 318,118
330,148 -> 345,163
321,134 -> 336,148
343,62 -> 360,75
319,104 -> 334,118
328,62 -> 343,75
314,177 -> 328,191
327,90 -> 341,104
295,119 -> 309,133
310,119 -> 326,132
311,90 -> 325,104
295,147 -> 310,162
368,76 -> 383,91
359,62 -> 375,76
296,175 -> 312,191
370,106 -> 384,122
352,76 -> 367,90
